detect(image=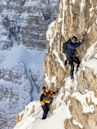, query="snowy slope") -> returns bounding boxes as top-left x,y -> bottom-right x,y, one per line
14,87 -> 72,129
15,104 -> 71,129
